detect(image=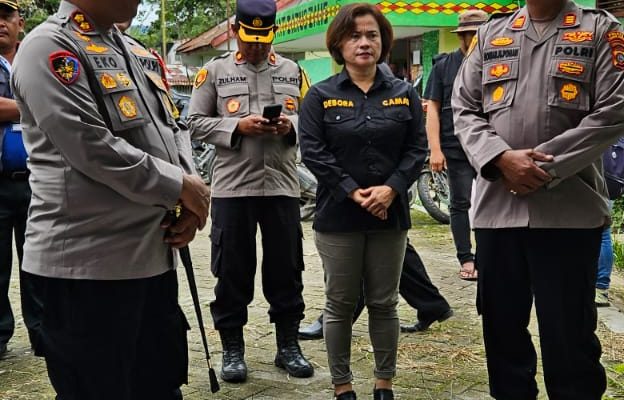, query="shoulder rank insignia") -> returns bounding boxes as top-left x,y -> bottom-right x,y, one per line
491,37 -> 513,47
269,53 -> 276,65
235,51 -> 245,64
562,13 -> 576,27
226,99 -> 240,113
512,15 -> 526,29
71,11 -> 94,33
607,31 -> 624,70
49,51 -> 80,85
194,68 -> 208,89
99,73 -> 117,89
86,43 -> 109,54
118,95 -> 138,118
